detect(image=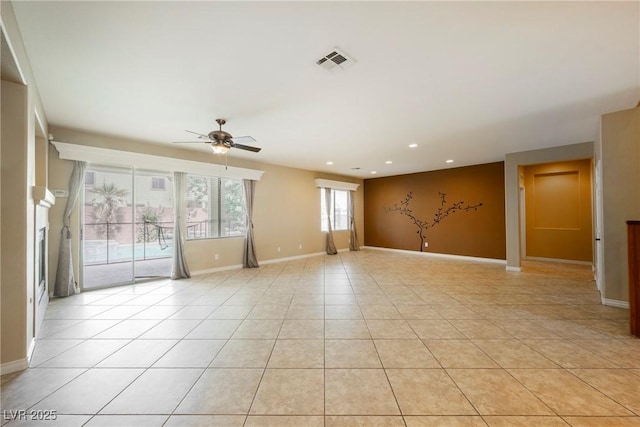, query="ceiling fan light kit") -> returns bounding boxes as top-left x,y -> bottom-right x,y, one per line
174,118 -> 261,155
211,143 -> 230,155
